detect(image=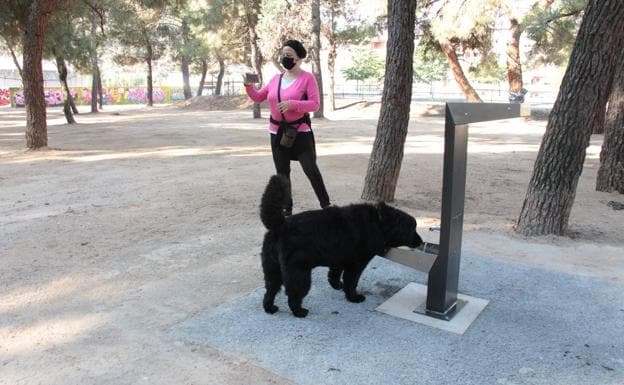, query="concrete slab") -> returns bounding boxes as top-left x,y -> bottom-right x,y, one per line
171,254 -> 624,385
376,282 -> 489,334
